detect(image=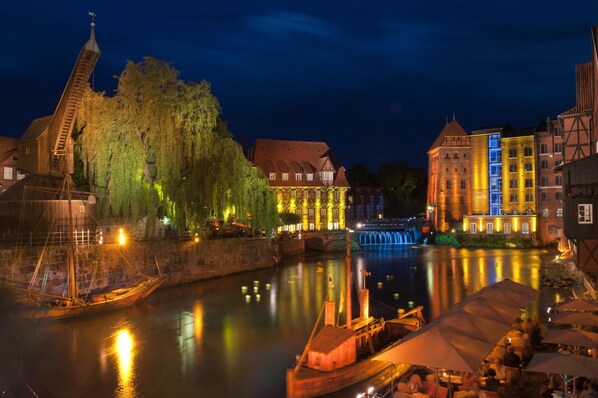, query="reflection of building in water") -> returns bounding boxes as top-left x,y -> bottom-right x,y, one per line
426,250 -> 542,320
114,328 -> 137,398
